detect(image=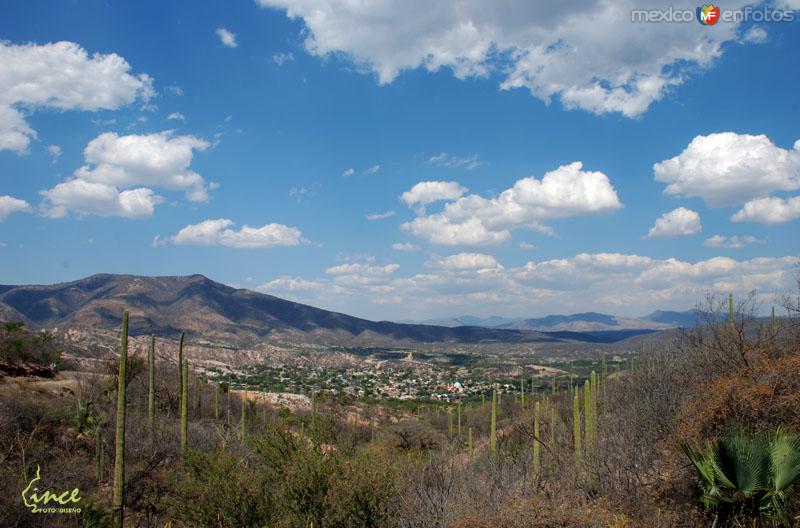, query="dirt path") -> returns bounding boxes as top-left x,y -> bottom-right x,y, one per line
0,370 -> 108,398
